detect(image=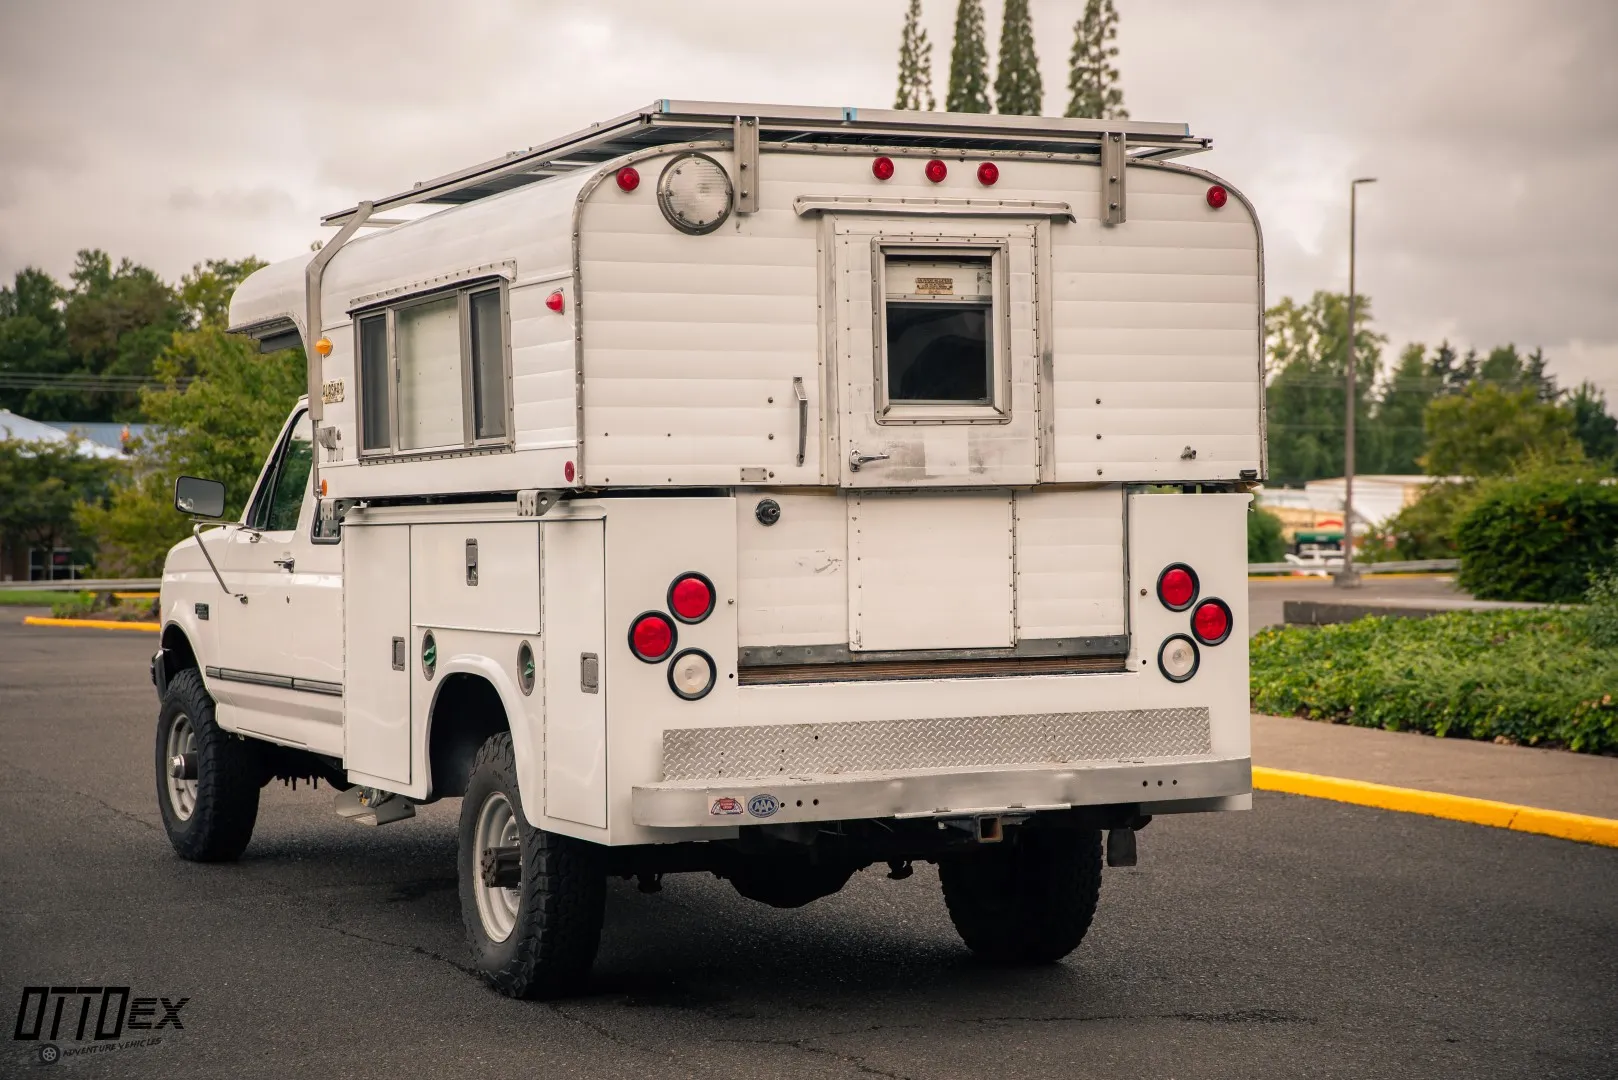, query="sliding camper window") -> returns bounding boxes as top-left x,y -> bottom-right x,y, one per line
353,279 -> 510,457
877,250 -> 1007,422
